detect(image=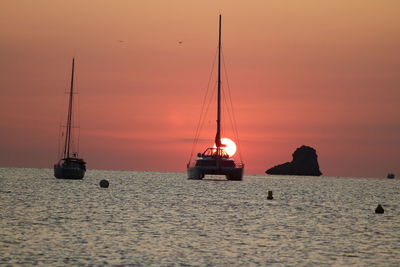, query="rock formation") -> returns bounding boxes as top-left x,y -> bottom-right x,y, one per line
266,145 -> 322,176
